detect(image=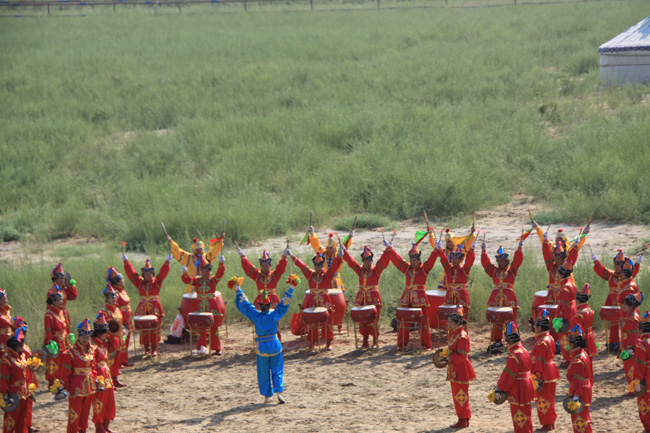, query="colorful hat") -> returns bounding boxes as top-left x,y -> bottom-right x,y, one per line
0,288 -> 6,299
642,311 -> 650,324
449,305 -> 464,323
623,258 -> 634,273
408,243 -> 421,259
326,233 -> 337,248
560,258 -> 574,272
259,251 -> 272,265
625,292 -> 644,308
77,319 -> 93,336
12,326 -> 26,343
94,311 -> 109,330
495,246 -> 508,260
506,321 -> 520,340
641,312 -> 650,332
536,309 -> 551,328
48,285 -> 63,302
553,242 -> 565,256
445,228 -> 454,241
614,249 -> 626,263
103,284 -> 117,298
570,324 -> 583,337
11,316 -> 26,331
361,246 -> 374,261
312,251 -> 325,265
576,283 -> 591,303
451,244 -> 465,258
556,229 -> 568,243
197,255 -> 211,270
192,238 -> 205,250
51,262 -> 65,278
260,290 -> 271,305
106,267 -> 122,283
141,259 -> 155,273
